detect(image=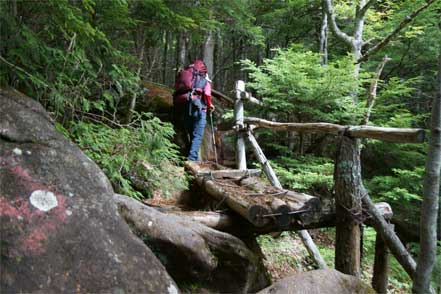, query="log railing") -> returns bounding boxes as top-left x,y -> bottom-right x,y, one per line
231,80 -> 426,286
